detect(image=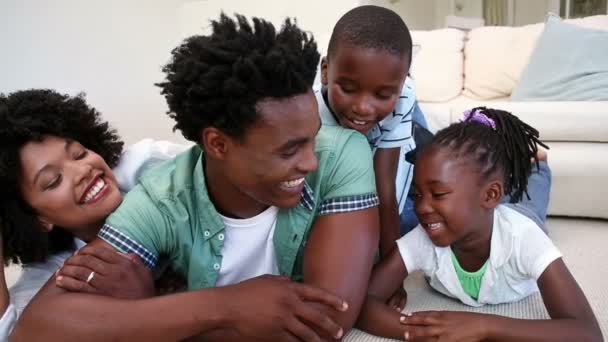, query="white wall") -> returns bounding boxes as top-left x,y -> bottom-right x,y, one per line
0,0 -> 357,144
0,0 -> 188,144
179,0 -> 356,53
